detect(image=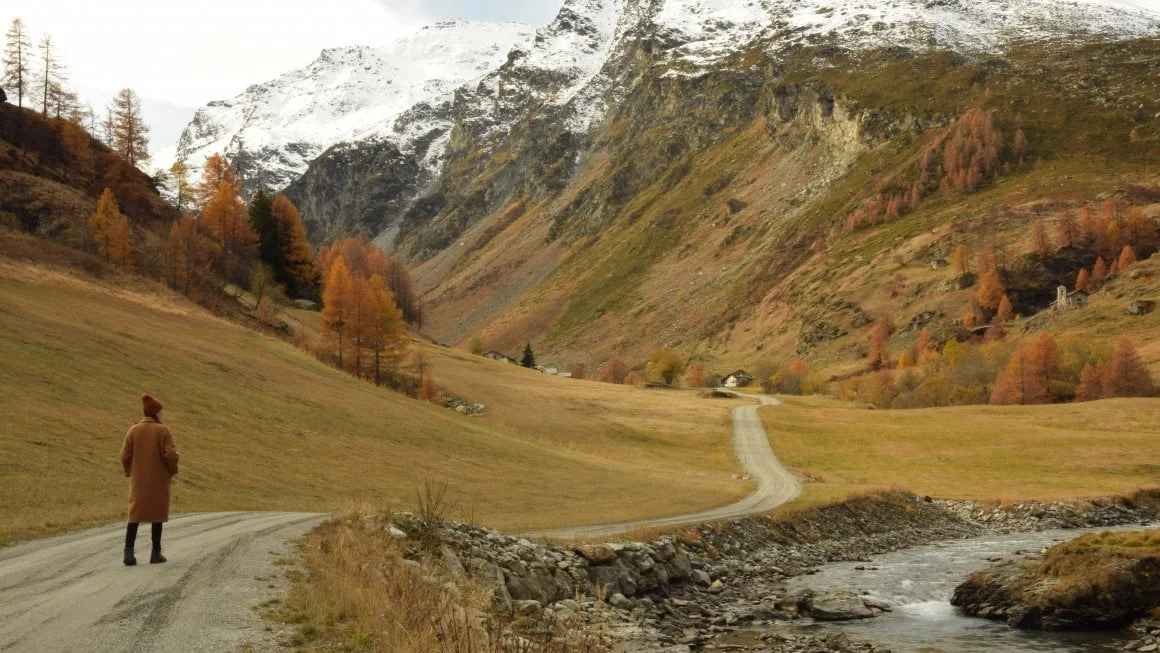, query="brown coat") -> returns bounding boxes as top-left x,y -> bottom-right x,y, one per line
120,417 -> 180,523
